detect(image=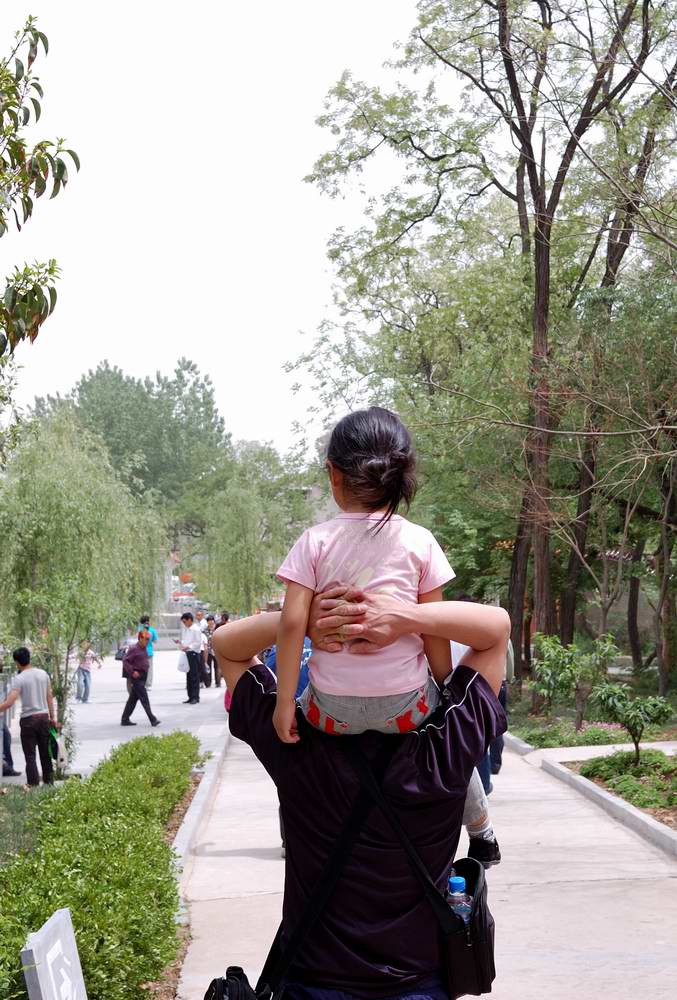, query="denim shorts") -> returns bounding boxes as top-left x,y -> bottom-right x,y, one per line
298,677 -> 441,735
